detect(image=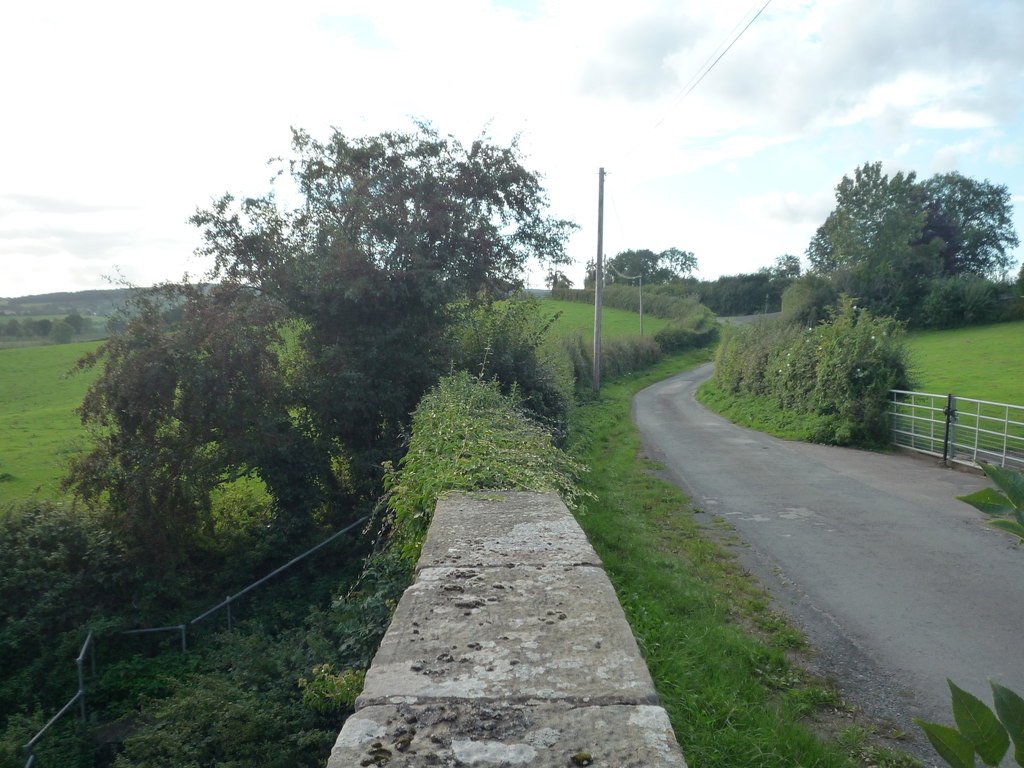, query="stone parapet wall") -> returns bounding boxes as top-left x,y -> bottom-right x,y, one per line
326,491 -> 687,767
